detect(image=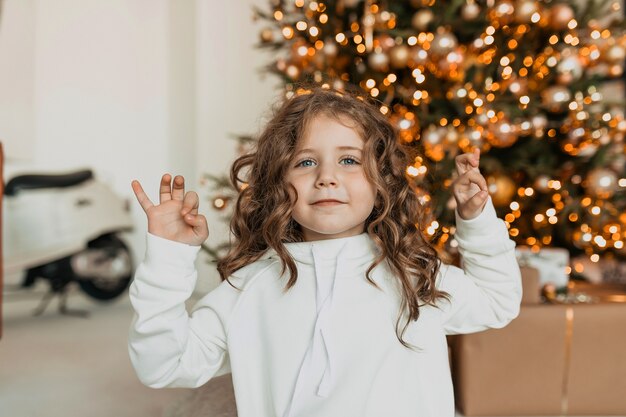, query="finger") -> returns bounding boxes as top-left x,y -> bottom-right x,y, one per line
171,175 -> 185,201
181,191 -> 199,216
131,180 -> 155,213
455,152 -> 479,175
457,170 -> 488,192
185,213 -> 209,234
465,189 -> 489,212
159,174 -> 172,204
